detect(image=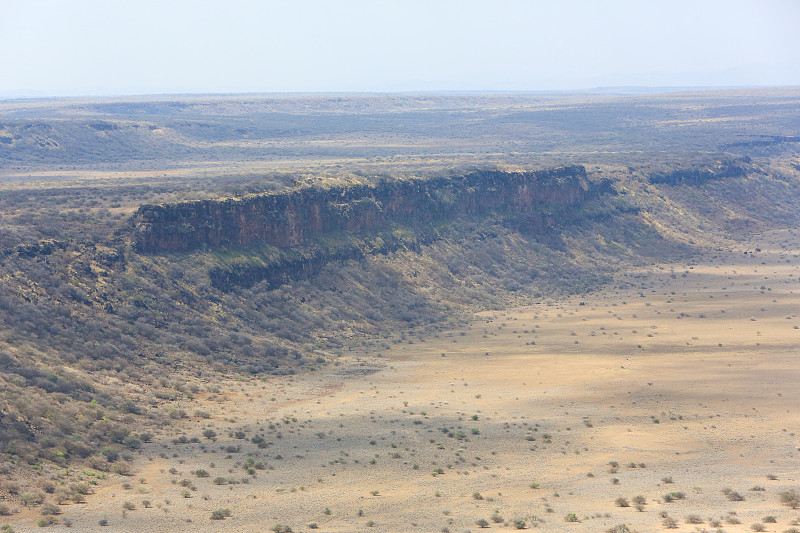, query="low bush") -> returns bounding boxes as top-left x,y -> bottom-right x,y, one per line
210,508 -> 231,520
